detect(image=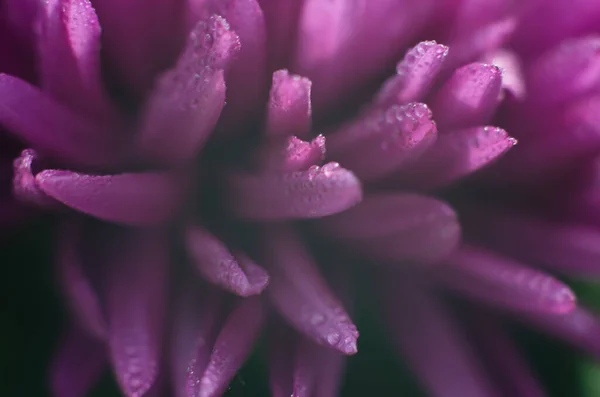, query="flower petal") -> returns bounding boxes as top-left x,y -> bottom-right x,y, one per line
379,274 -> 498,397
256,135 -> 326,172
227,162 -> 362,220
320,194 -> 460,263
38,0 -> 114,119
138,15 -> 239,166
374,41 -> 449,107
263,226 -> 358,355
327,103 -> 437,181
57,221 -> 107,339
105,230 -> 169,397
260,0 -> 304,69
12,149 -> 57,207
36,170 -> 185,226
395,126 -> 516,190
0,74 -> 127,168
430,63 -> 503,130
266,70 -> 312,139
50,323 -> 107,397
185,225 -> 269,297
194,297 -> 264,397
437,246 -> 576,314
